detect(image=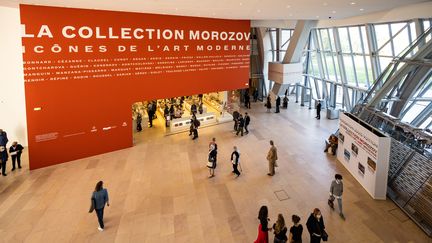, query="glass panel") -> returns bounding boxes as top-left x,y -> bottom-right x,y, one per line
281,29 -> 292,48
320,29 -> 331,50
349,27 -> 362,53
375,24 -> 393,56
392,23 -> 410,56
360,26 -> 370,53
379,57 -> 393,71
402,101 -> 429,123
354,55 -> 368,87
338,27 -> 350,53
336,85 -> 343,106
328,29 -> 336,51
343,55 -> 356,85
